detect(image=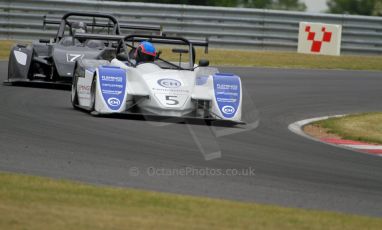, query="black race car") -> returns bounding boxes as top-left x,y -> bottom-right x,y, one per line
5,12 -> 161,88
